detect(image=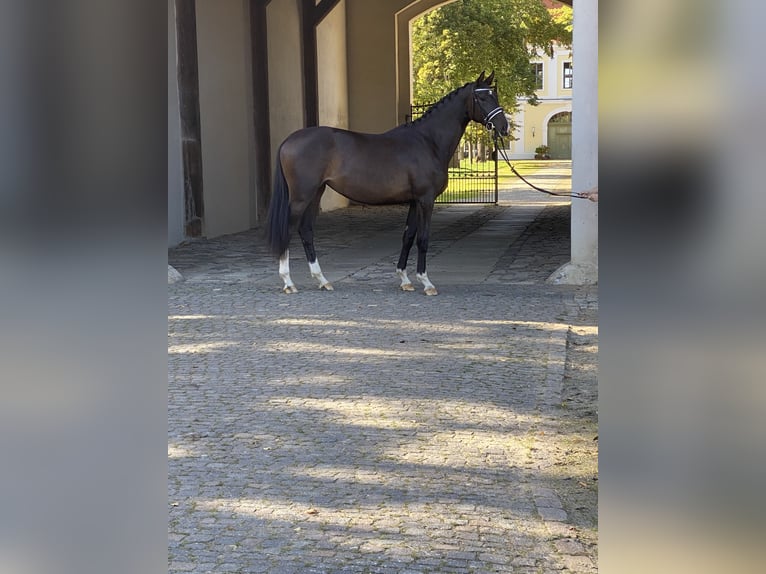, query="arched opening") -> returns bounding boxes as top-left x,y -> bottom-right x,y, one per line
395,0 -> 459,126
547,111 -> 572,159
